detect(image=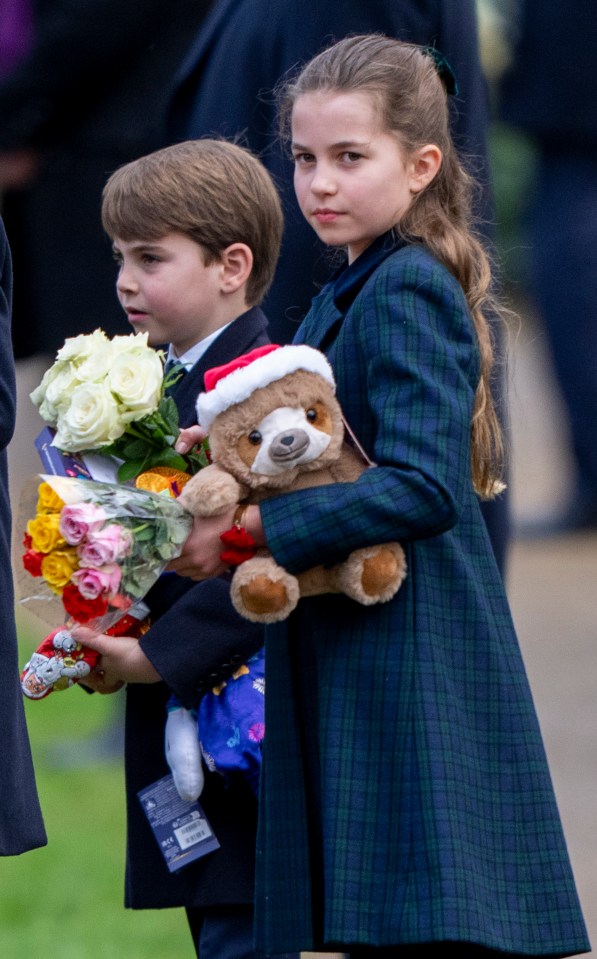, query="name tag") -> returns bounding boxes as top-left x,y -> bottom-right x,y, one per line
138,774 -> 220,872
